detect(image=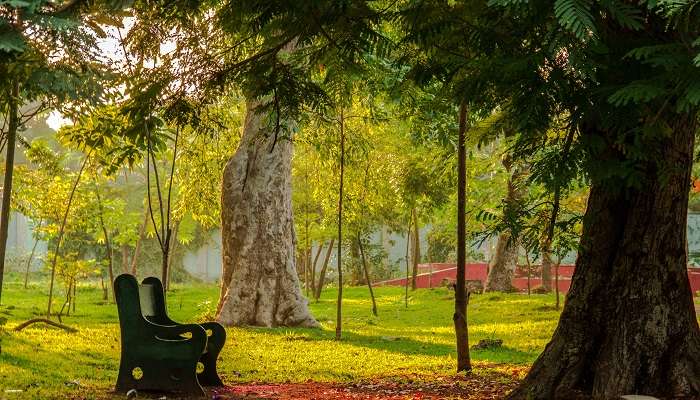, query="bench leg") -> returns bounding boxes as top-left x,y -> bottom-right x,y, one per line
116,359 -> 205,397
197,322 -> 226,386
